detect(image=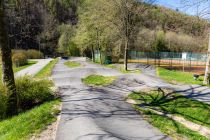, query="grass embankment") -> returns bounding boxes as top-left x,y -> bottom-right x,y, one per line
13,60 -> 37,72
35,58 -> 59,78
129,90 -> 210,140
64,61 -> 81,68
0,100 -> 60,140
105,64 -> 141,74
157,67 -> 204,85
82,75 -> 116,86
0,59 -> 60,139
0,60 -> 37,80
